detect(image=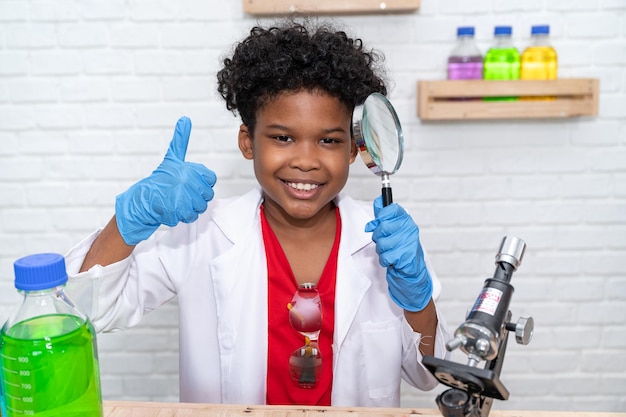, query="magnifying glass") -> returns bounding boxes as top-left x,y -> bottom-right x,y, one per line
352,93 -> 404,207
